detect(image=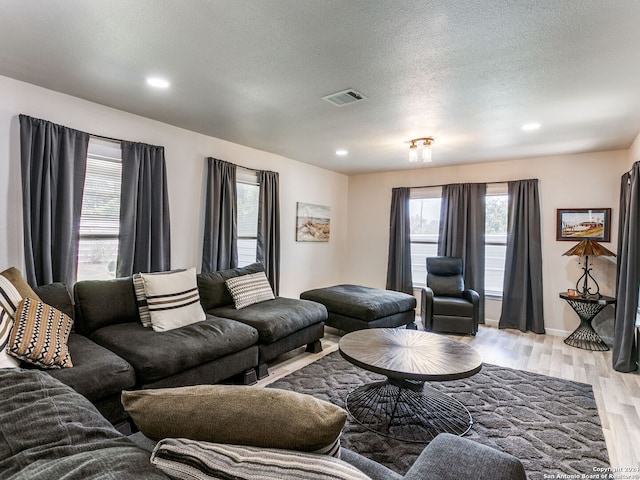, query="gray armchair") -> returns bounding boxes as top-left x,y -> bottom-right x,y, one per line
420,256 -> 479,335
